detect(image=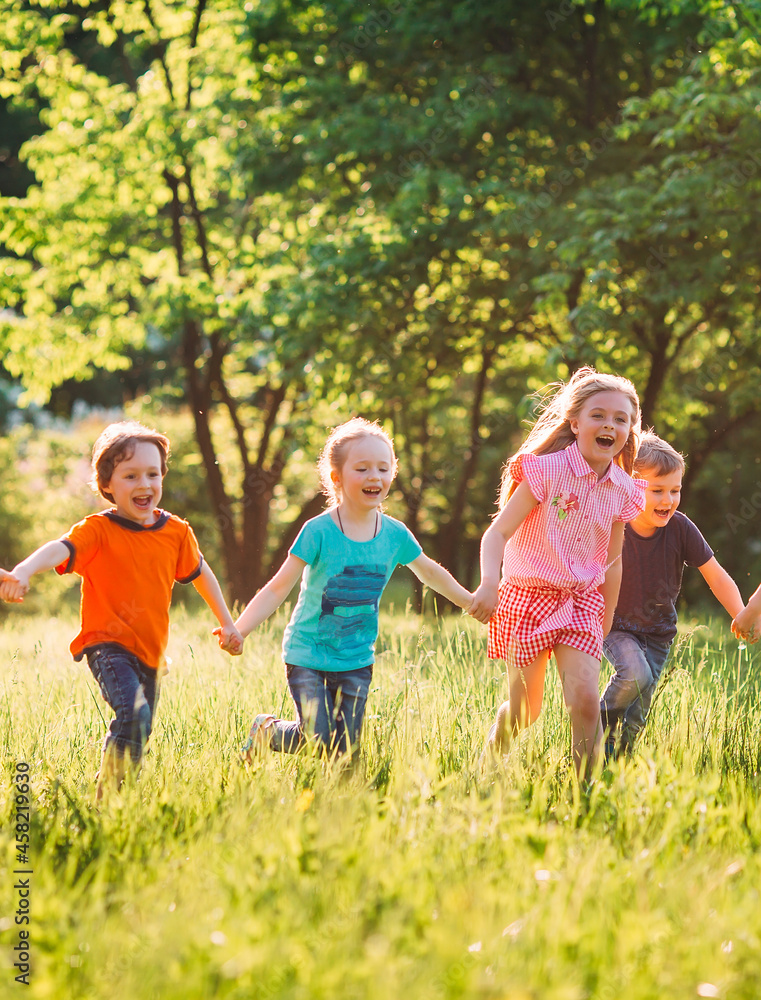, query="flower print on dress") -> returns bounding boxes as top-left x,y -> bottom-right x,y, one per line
551,490 -> 579,521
